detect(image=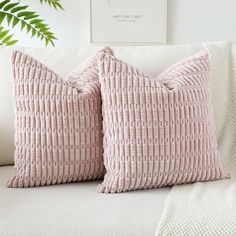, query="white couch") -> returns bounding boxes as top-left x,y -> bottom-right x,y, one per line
0,44 -> 206,236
